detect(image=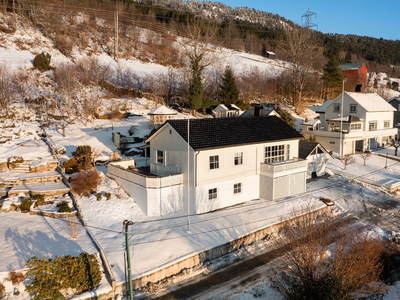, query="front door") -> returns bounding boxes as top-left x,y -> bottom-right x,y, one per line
355,140 -> 364,152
